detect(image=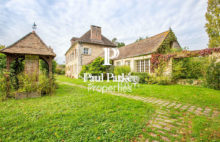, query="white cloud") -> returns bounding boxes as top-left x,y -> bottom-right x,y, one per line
0,0 -> 209,64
